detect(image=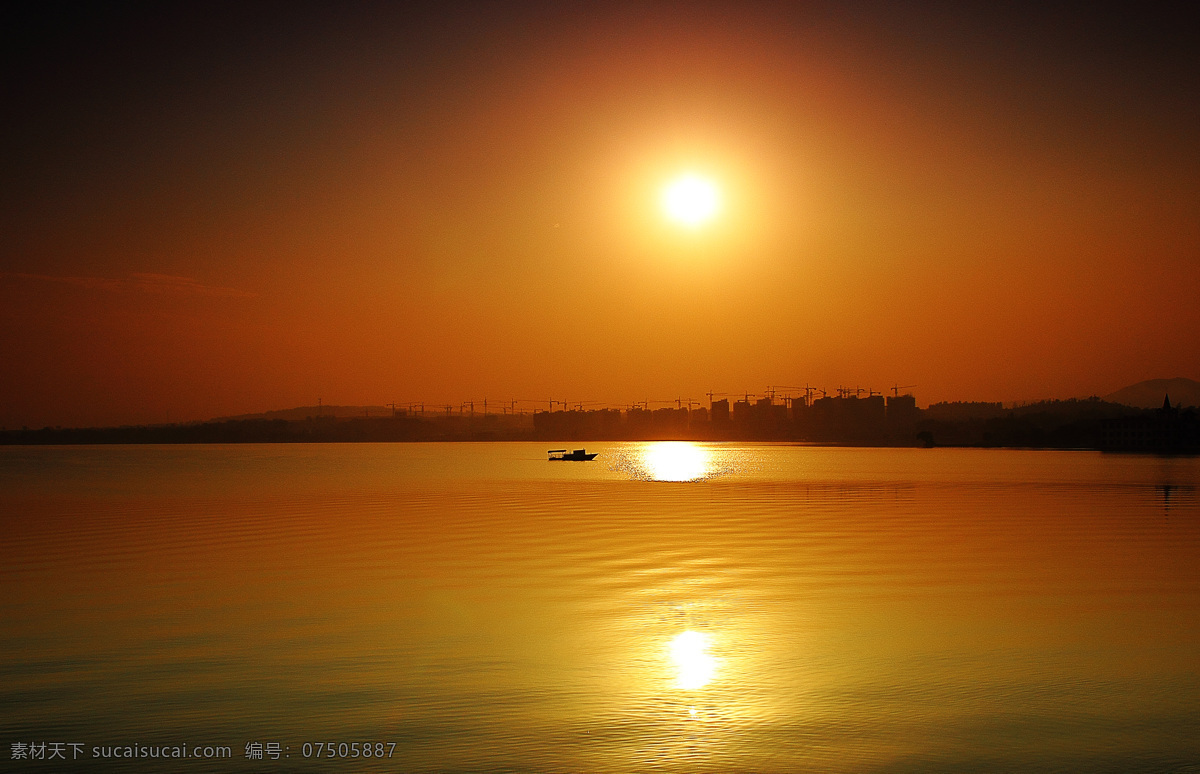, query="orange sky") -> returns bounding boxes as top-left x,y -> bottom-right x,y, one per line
2,3 -> 1198,428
